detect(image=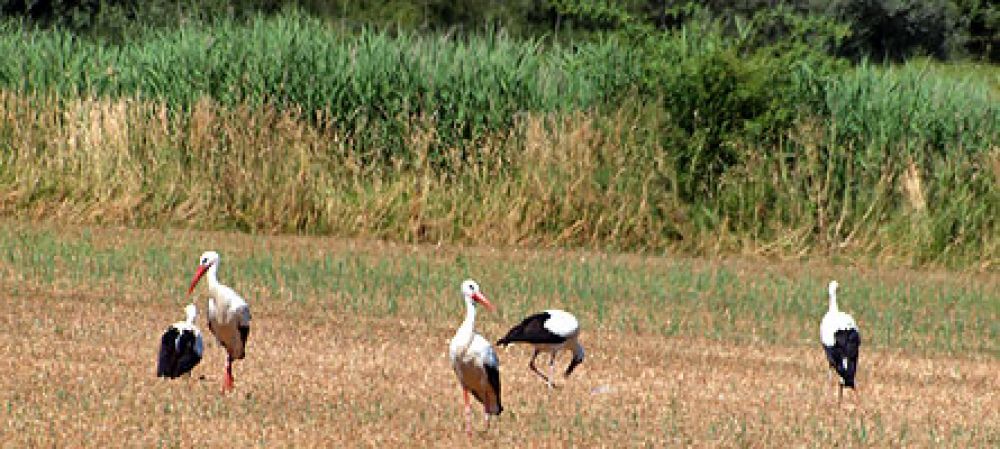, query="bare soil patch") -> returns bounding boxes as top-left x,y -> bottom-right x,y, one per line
1,286 -> 996,447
